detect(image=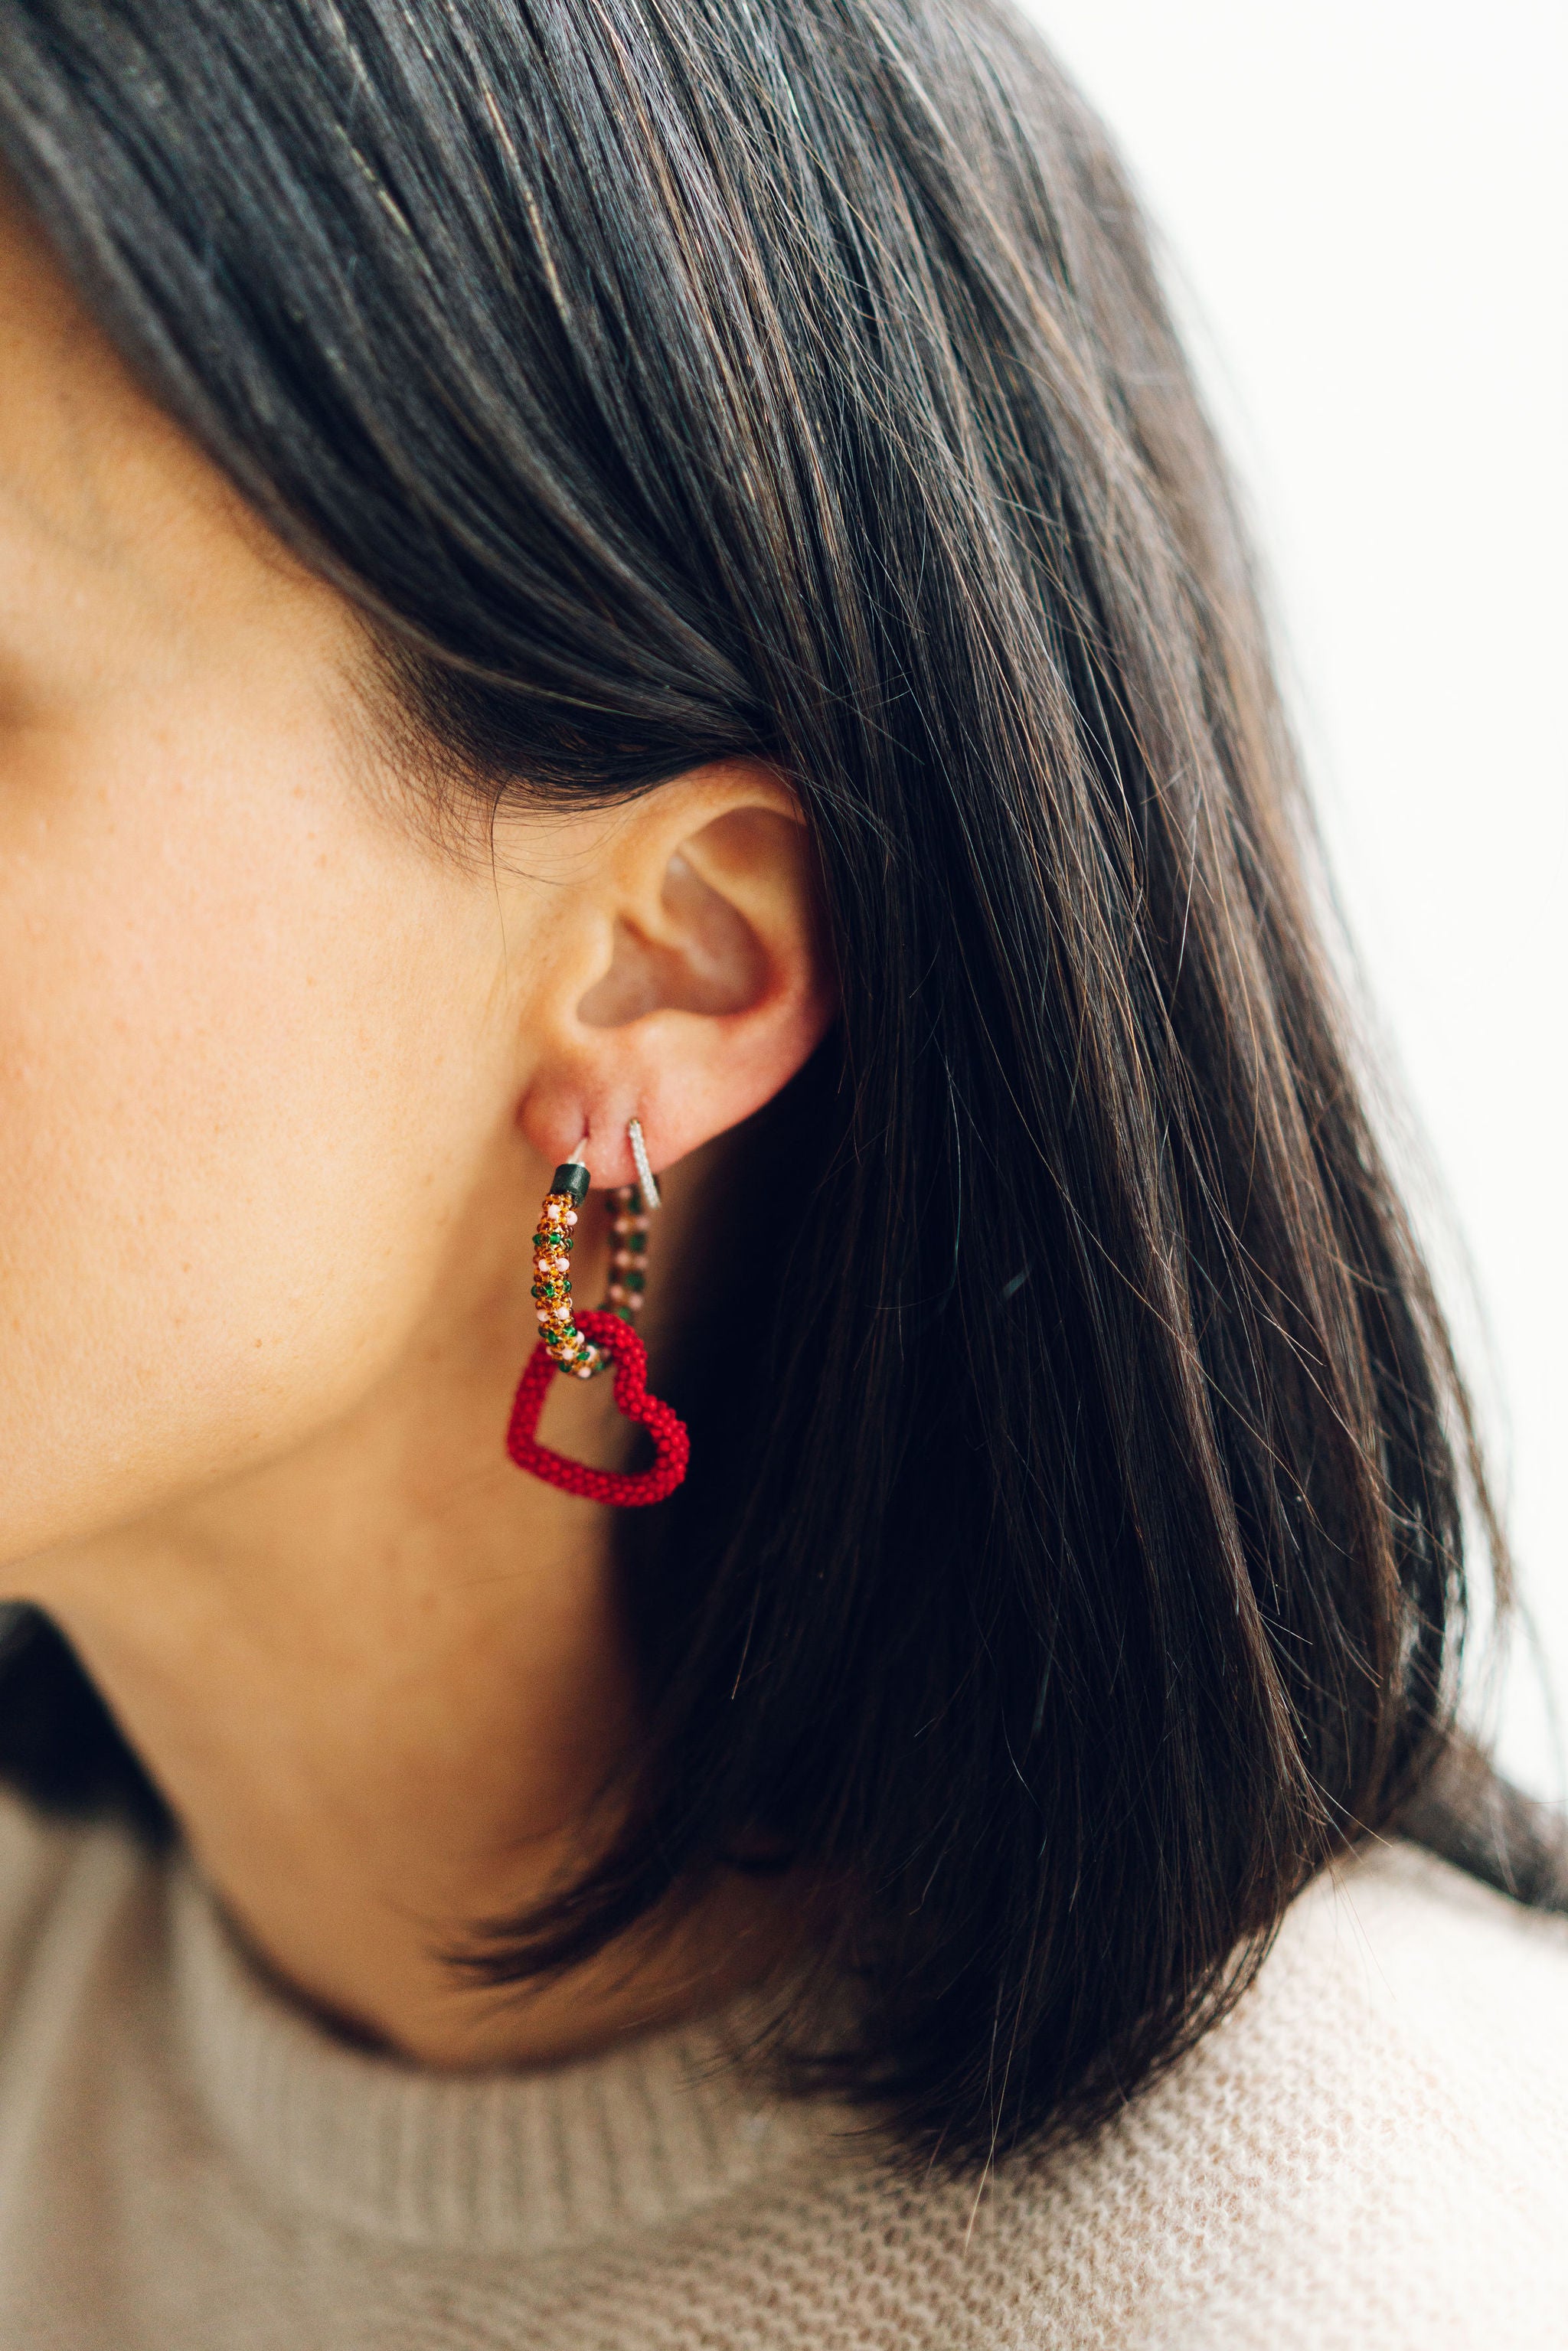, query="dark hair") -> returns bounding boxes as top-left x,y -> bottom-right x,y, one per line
0,0 -> 1557,2167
